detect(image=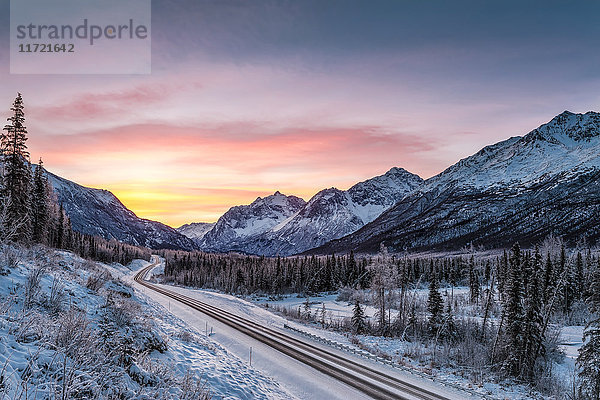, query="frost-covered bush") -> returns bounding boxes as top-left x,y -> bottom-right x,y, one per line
24,264 -> 46,309
85,269 -> 110,292
0,244 -> 19,274
105,278 -> 134,298
140,328 -> 168,354
111,297 -> 141,328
